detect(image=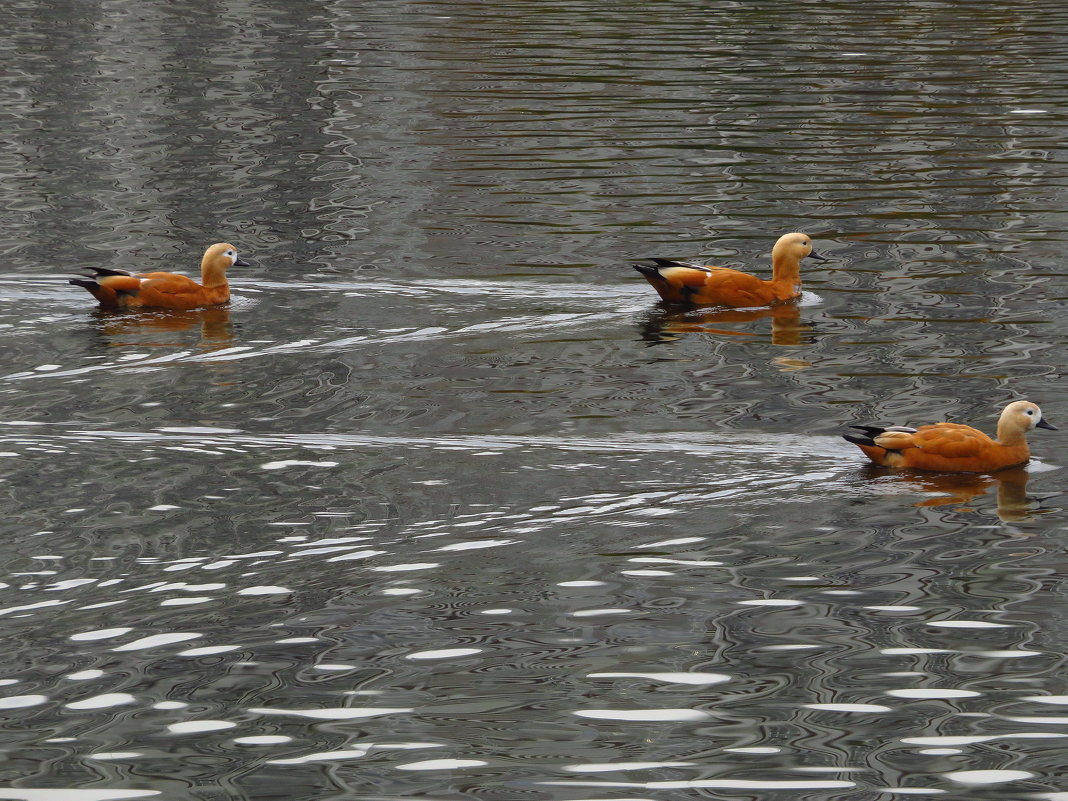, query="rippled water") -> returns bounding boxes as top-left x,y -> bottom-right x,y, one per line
3,1 -> 1068,799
